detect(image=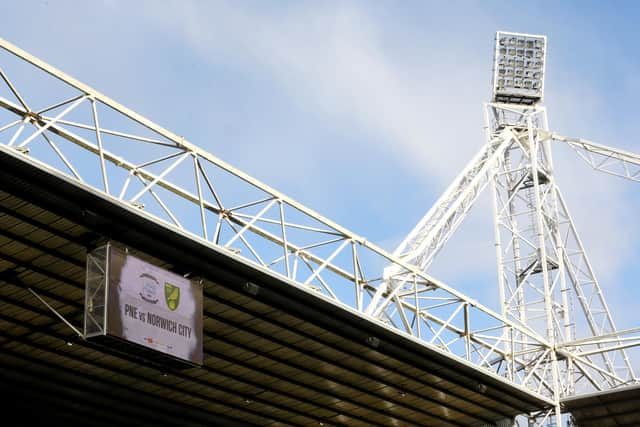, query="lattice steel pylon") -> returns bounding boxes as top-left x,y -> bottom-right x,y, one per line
369,32 -> 640,425
486,102 -> 636,425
